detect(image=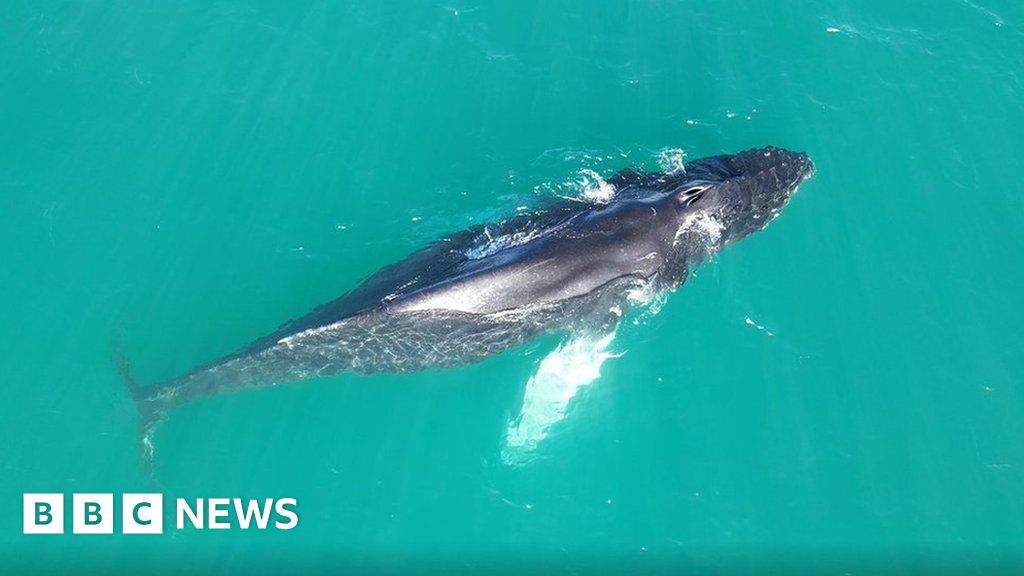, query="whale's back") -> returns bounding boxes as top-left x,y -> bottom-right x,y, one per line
232,200 -> 592,357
